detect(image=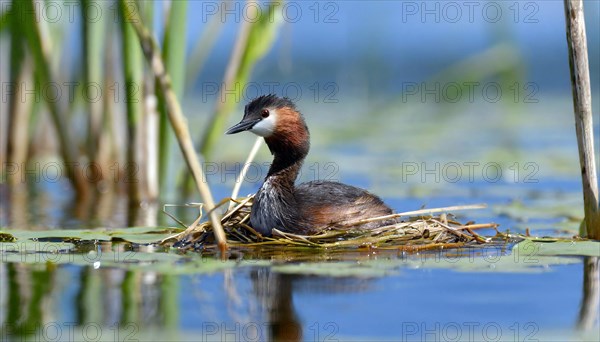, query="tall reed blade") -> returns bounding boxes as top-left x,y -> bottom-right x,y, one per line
81,0 -> 106,173
181,0 -> 283,196
157,0 -> 188,197
81,0 -> 107,180
20,0 -> 87,195
119,0 -> 144,203
6,2 -> 33,186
